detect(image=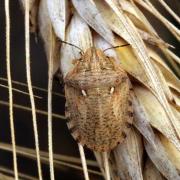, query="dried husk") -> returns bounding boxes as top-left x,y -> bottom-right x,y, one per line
158,132 -> 180,173
171,89 -> 180,110
143,158 -> 165,180
47,0 -> 70,41
134,0 -> 180,41
72,0 -> 115,45
144,133 -> 180,179
122,0 -> 180,76
152,63 -> 174,102
132,94 -> 156,148
19,0 -> 40,33
134,85 -> 180,151
149,49 -> 180,94
113,127 -> 143,180
38,0 -> 61,75
60,12 -> 93,77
